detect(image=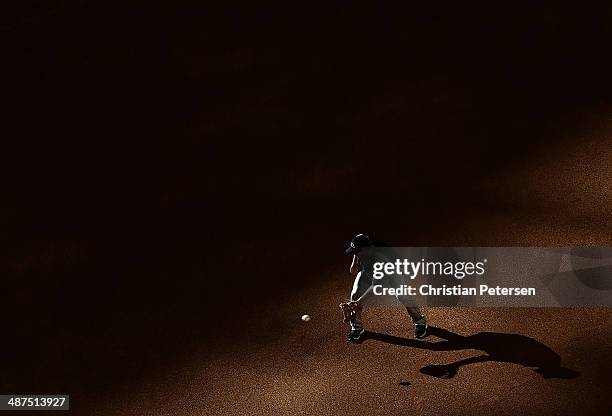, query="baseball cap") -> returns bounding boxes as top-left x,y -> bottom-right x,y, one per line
345,233 -> 372,255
